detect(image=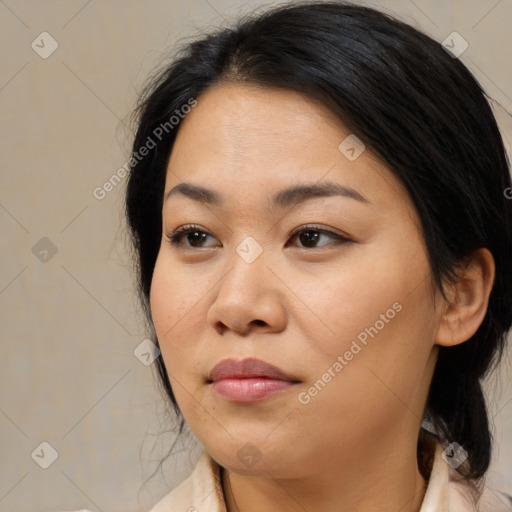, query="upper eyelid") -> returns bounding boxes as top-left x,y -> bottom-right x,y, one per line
168,224 -> 344,237
289,224 -> 345,237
